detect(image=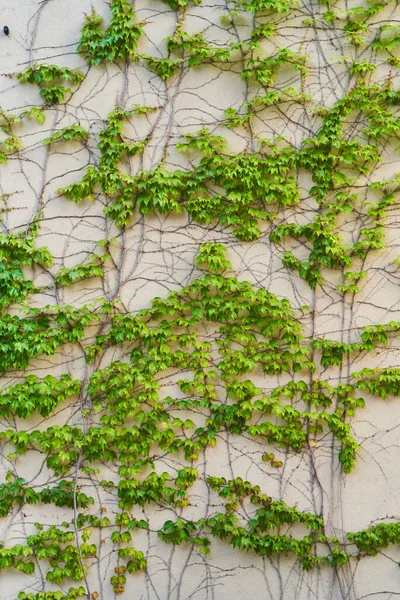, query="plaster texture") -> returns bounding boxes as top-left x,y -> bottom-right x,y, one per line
1,1 -> 400,599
